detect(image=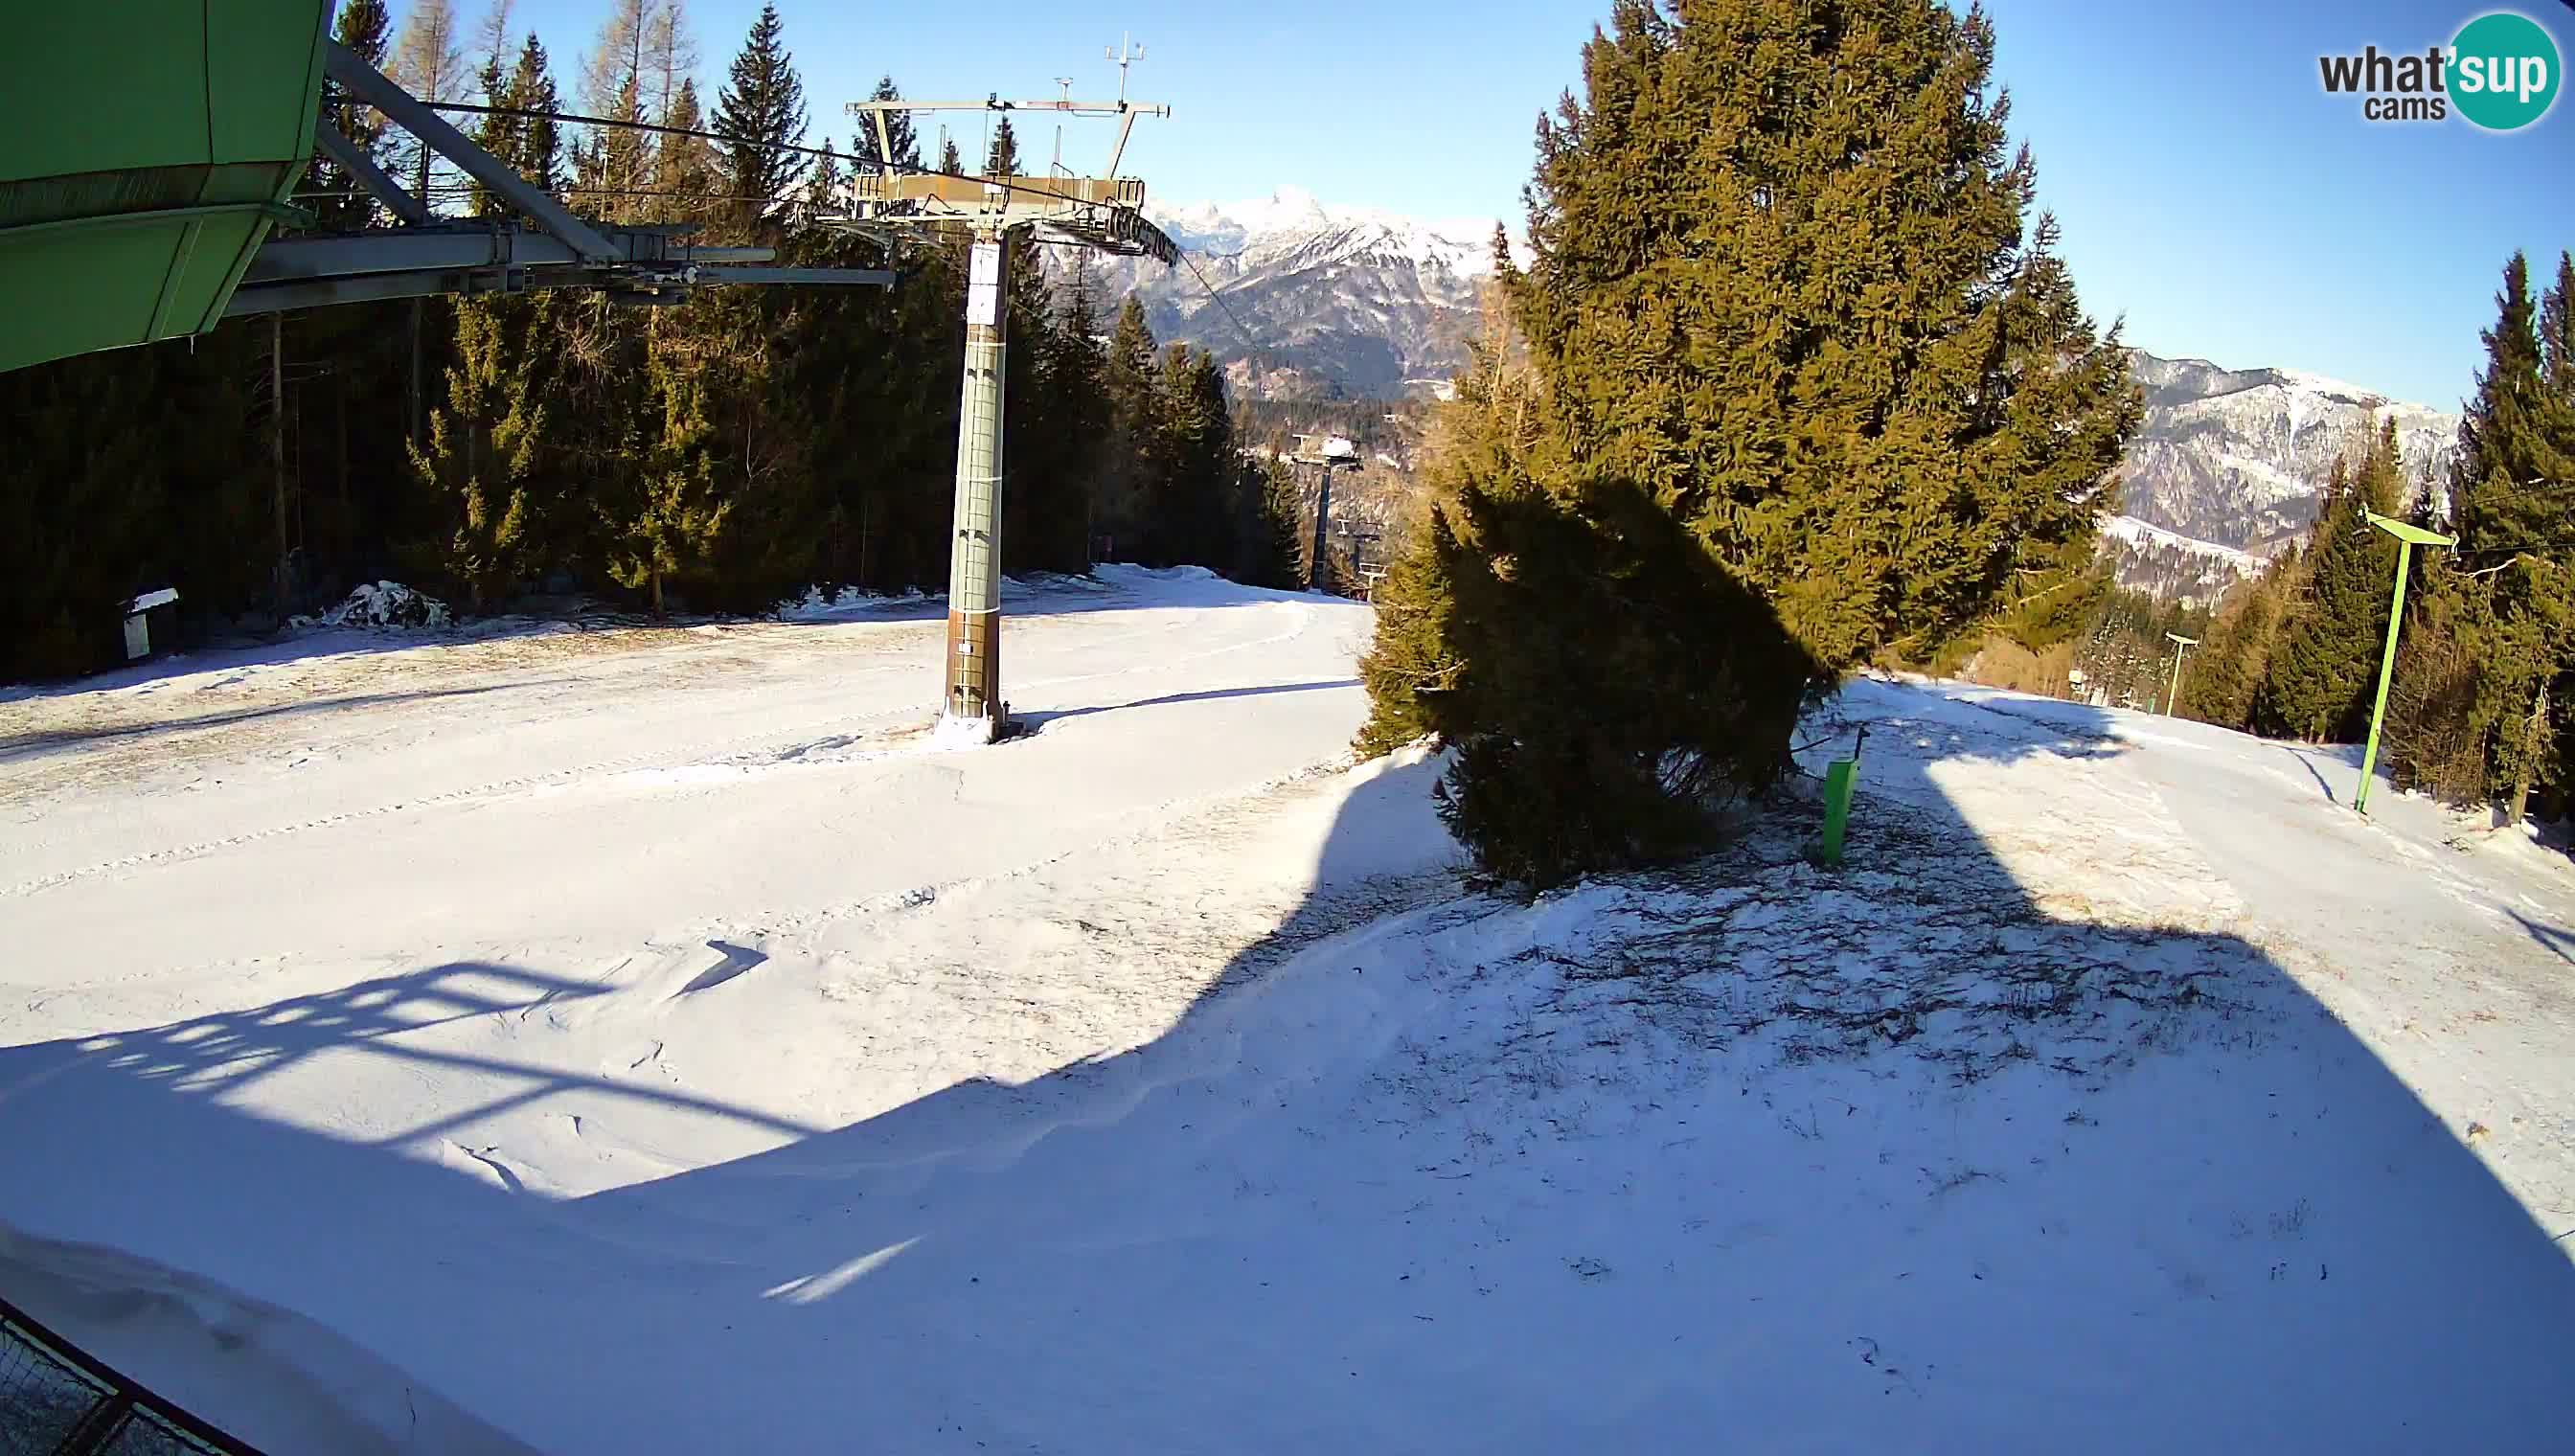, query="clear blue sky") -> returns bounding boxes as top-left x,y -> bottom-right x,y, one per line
496,0 -> 2572,407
